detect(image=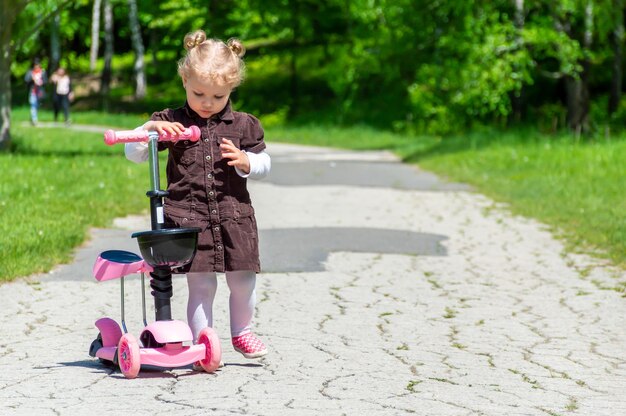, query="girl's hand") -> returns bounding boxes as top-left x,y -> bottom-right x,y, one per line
220,138 -> 250,173
144,121 -> 186,138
